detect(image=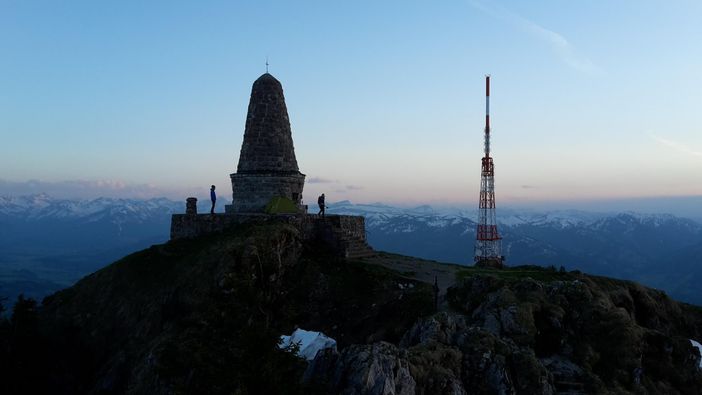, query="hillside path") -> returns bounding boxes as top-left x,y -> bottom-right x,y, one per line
359,253 -> 466,309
